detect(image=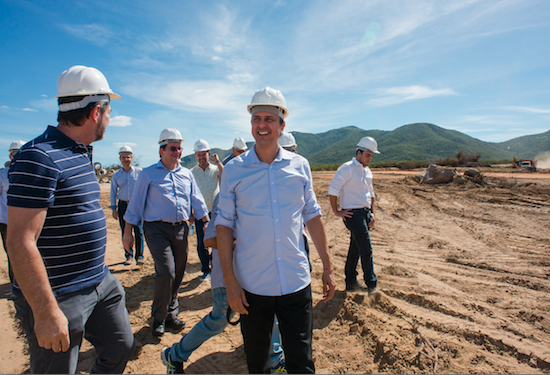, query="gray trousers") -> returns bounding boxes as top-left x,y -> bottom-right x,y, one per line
143,221 -> 189,322
14,271 -> 135,374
